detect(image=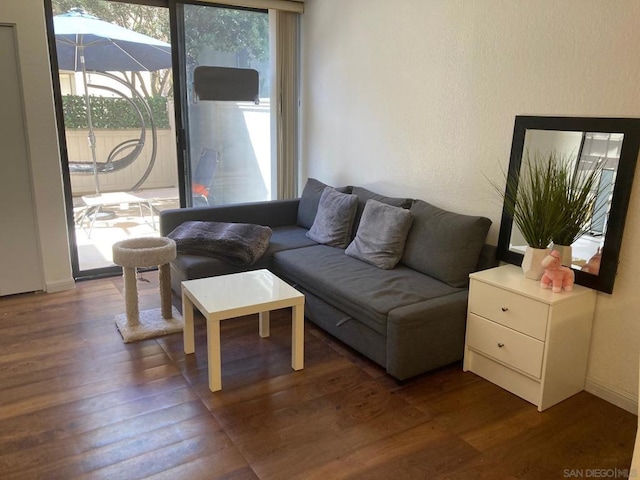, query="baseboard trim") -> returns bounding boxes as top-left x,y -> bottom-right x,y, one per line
585,378 -> 638,415
46,278 -> 75,293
